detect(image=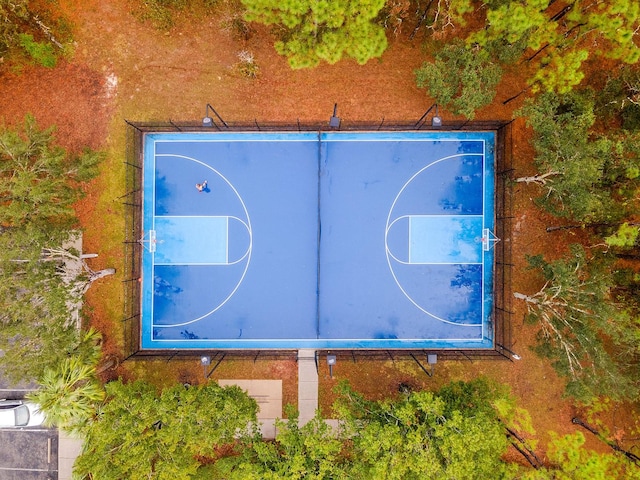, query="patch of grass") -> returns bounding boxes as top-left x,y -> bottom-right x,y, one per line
0,1 -> 73,70
203,0 -> 222,8
133,0 -> 223,30
133,0 -> 184,30
18,33 -> 57,67
81,118 -> 127,361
